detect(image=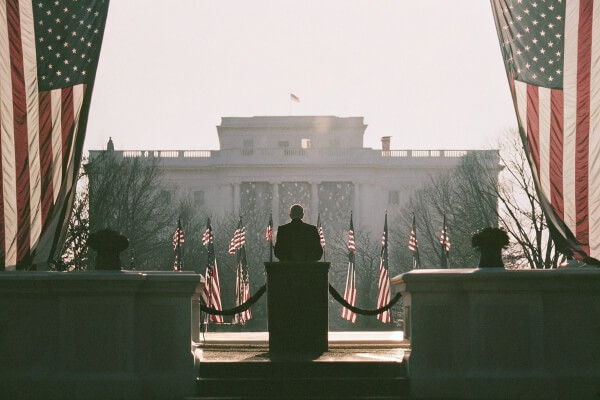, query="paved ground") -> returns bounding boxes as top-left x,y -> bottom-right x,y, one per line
194,331 -> 409,364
